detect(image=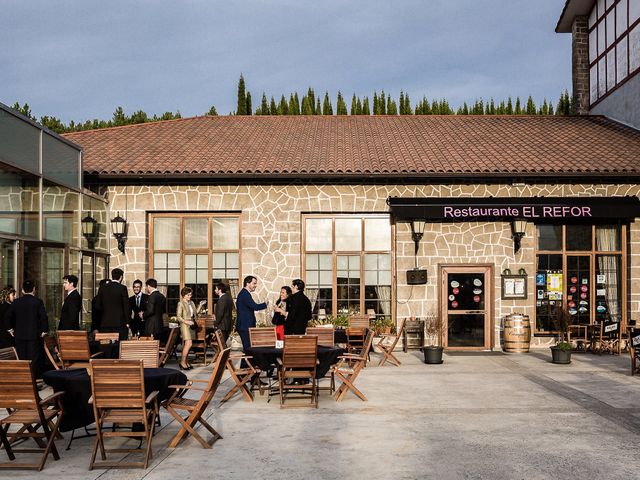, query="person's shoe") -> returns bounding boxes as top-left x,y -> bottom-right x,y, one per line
179,364 -> 189,370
